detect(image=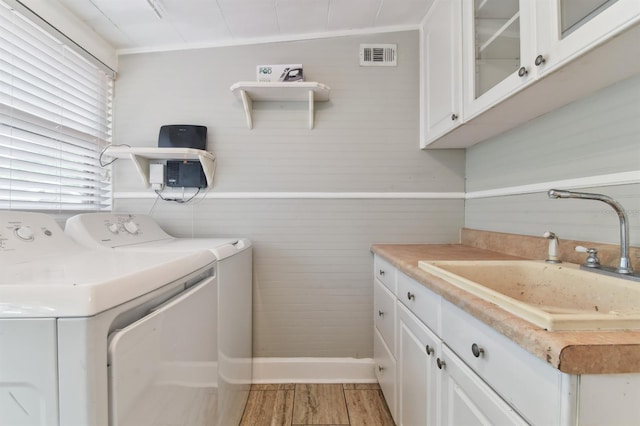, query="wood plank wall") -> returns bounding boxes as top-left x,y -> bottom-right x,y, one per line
112,30 -> 466,358
465,74 -> 640,246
